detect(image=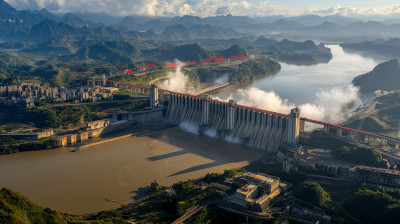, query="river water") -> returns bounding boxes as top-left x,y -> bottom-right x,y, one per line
0,127 -> 266,214
0,45 -> 390,214
214,45 -> 388,122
